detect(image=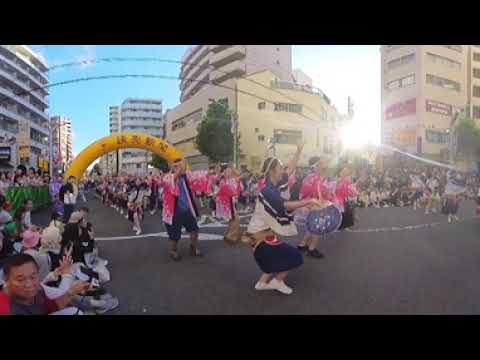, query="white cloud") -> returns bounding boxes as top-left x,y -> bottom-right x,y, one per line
75,45 -> 96,69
